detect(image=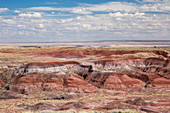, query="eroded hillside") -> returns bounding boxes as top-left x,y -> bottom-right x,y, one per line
0,48 -> 170,113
